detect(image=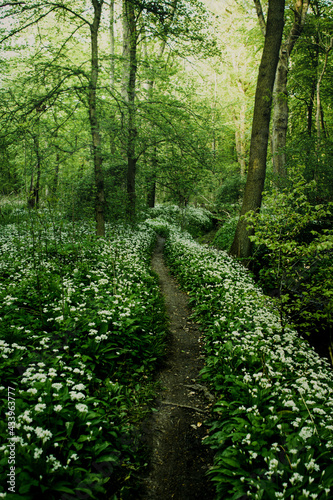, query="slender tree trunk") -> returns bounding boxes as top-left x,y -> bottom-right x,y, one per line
110,0 -> 115,89
234,102 -> 247,176
147,176 -> 156,208
123,0 -> 138,220
144,1 -> 178,207
308,78 -> 316,136
230,0 -> 285,261
121,0 -> 130,102
316,38 -> 332,139
89,0 -> 105,236
271,49 -> 288,179
271,0 -> 308,180
53,152 -> 59,196
32,126 -> 41,209
147,144 -> 157,208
